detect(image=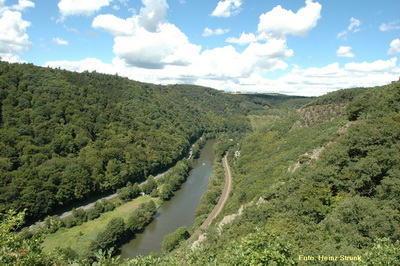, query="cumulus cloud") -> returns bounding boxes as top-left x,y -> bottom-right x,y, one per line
0,10 -> 31,54
226,32 -> 257,45
0,0 -> 33,61
202,27 -> 230,37
45,57 -> 111,72
92,0 -> 201,69
138,0 -> 168,32
0,0 -> 34,12
192,40 -> 292,80
379,21 -> 400,32
92,0 -> 168,35
336,46 -> 355,58
113,23 -> 201,69
337,17 -> 361,39
11,0 -> 35,11
58,0 -> 112,19
344,57 -> 398,72
52,37 -> 68,45
231,58 -> 400,96
211,0 -> 242,18
92,14 -> 137,36
92,0 -> 182,69
257,0 -> 322,39
388,39 -> 400,55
